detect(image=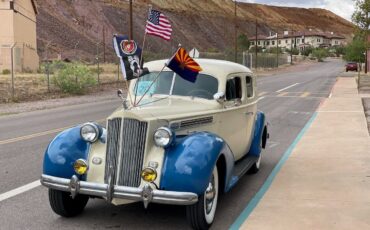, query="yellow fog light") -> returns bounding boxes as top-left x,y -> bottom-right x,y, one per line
141,168 -> 157,182
73,159 -> 88,175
